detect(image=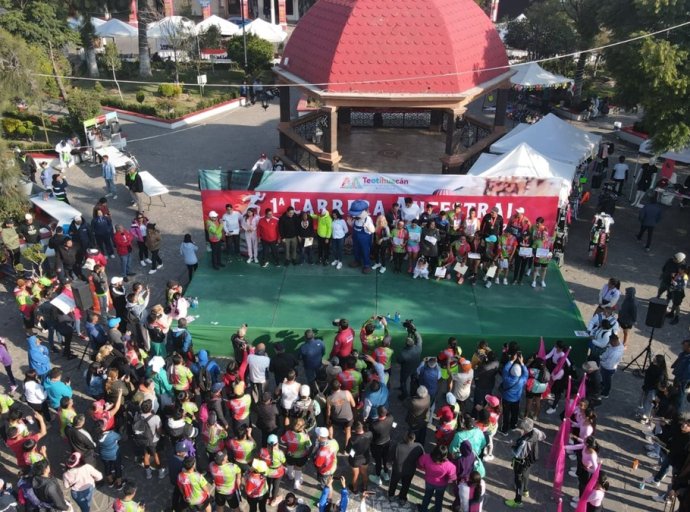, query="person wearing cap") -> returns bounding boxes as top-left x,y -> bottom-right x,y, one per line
18,212 -> 41,246
658,252 -> 687,299
206,210 -> 224,270
62,451 -> 103,512
506,207 -> 531,235
252,153 -> 272,172
504,417 -> 546,508
101,153 -> 117,198
259,434 -> 287,505
313,427 -> 339,488
449,358 -> 473,406
310,207 -> 332,266
177,456 -> 212,512
124,163 -> 144,212
667,266 -> 689,325
480,206 -> 504,238
281,417 -> 312,490
244,457 -> 270,512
